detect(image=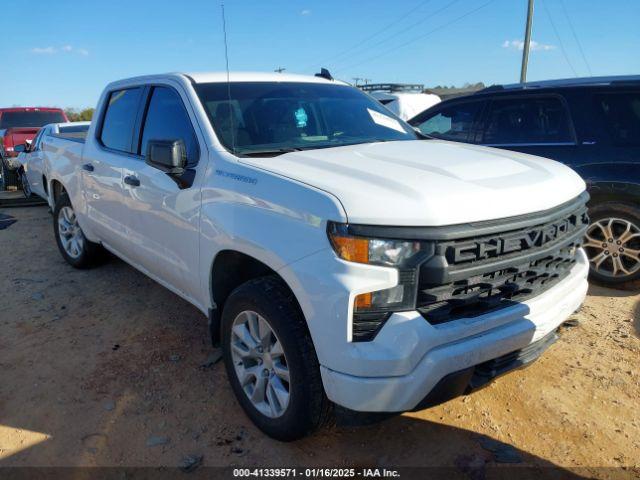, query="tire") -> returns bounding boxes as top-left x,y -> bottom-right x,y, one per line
18,167 -> 32,198
583,202 -> 640,285
1,157 -> 19,190
221,275 -> 333,441
53,192 -> 104,269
